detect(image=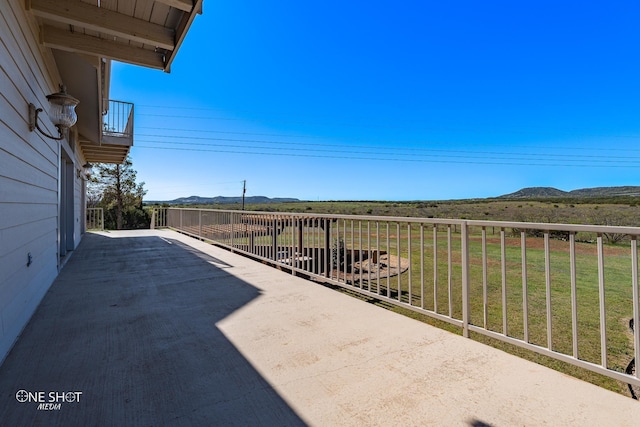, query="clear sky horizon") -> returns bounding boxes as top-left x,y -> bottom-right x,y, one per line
109,1 -> 640,202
